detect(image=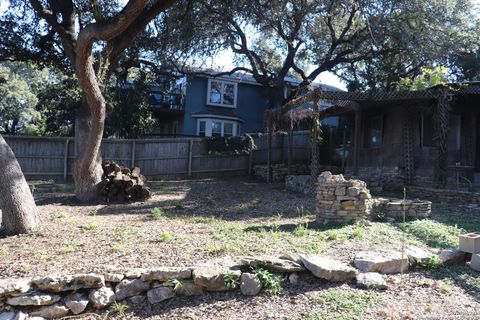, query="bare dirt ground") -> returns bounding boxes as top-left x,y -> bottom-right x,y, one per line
1,177 -> 480,319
